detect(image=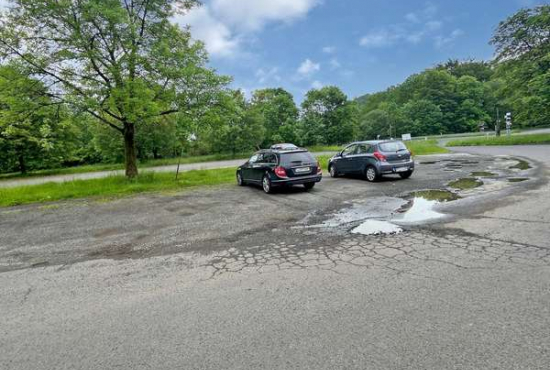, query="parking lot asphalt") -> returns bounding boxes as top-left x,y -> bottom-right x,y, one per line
1,148 -> 549,370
